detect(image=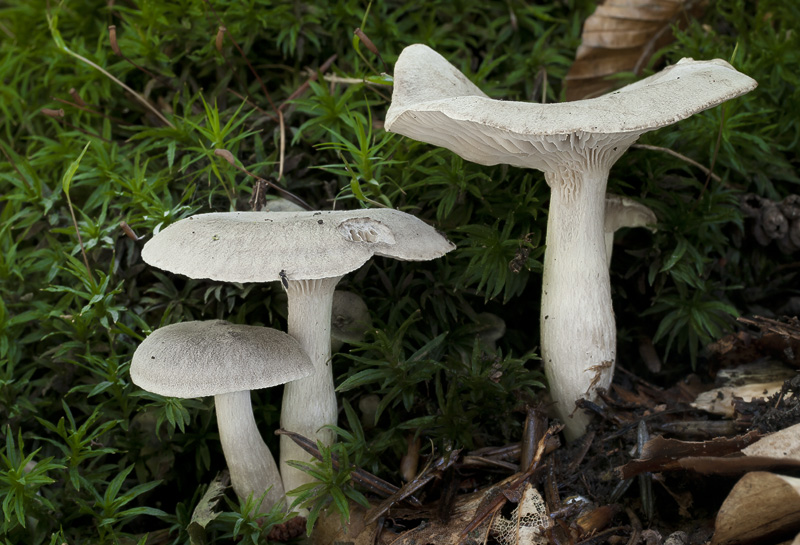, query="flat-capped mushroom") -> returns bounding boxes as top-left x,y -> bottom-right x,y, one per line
141,209 -> 454,491
604,194 -> 657,267
130,320 -> 313,512
385,44 -> 756,439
